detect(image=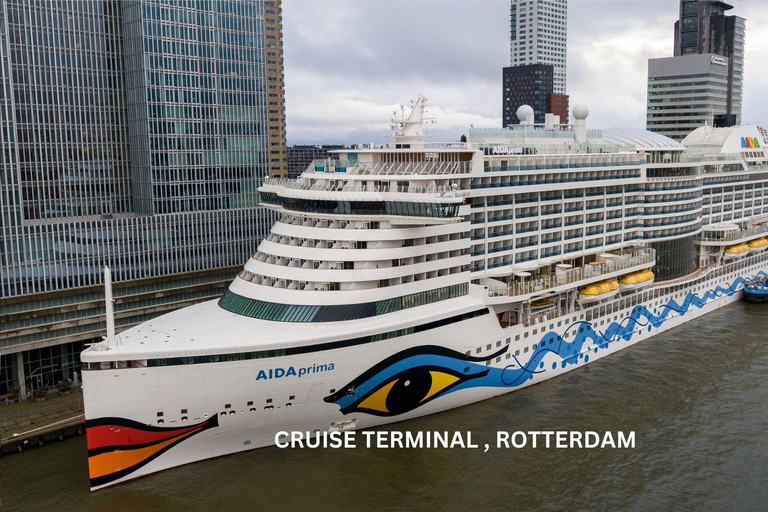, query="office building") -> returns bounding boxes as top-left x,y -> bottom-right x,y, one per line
264,0 -> 287,177
0,0 -> 280,397
647,54 -> 730,141
547,94 -> 569,125
287,144 -> 346,179
503,64 -> 555,126
509,0 -> 567,95
648,0 -> 745,139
